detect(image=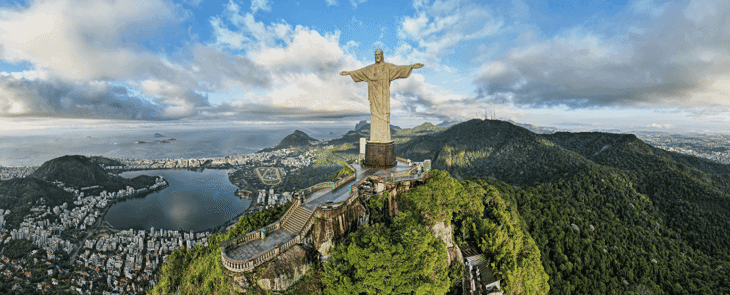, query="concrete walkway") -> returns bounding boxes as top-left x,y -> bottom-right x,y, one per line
226,229 -> 295,261
225,161 -> 413,264
302,163 -> 368,210
302,161 -> 412,209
